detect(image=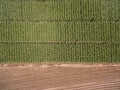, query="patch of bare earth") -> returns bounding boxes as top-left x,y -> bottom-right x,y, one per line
0,64 -> 120,90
